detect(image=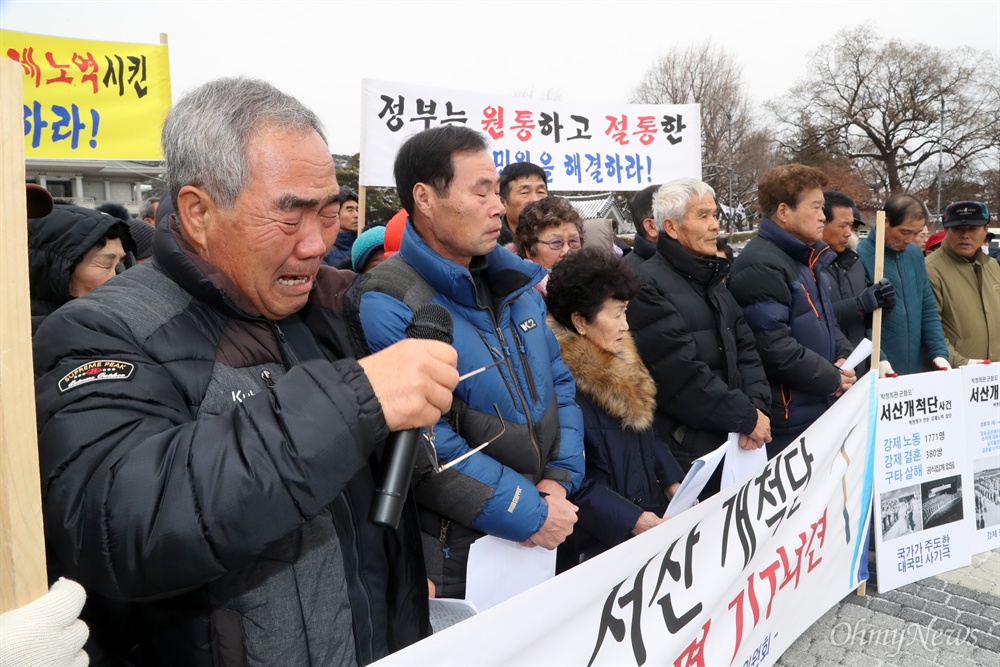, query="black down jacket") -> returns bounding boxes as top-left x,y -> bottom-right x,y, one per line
627,235 -> 771,470
32,218 -> 428,667
823,247 -> 871,348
